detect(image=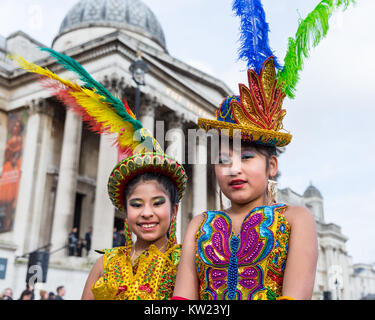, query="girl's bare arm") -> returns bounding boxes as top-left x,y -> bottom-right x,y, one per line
282,206 -> 318,299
